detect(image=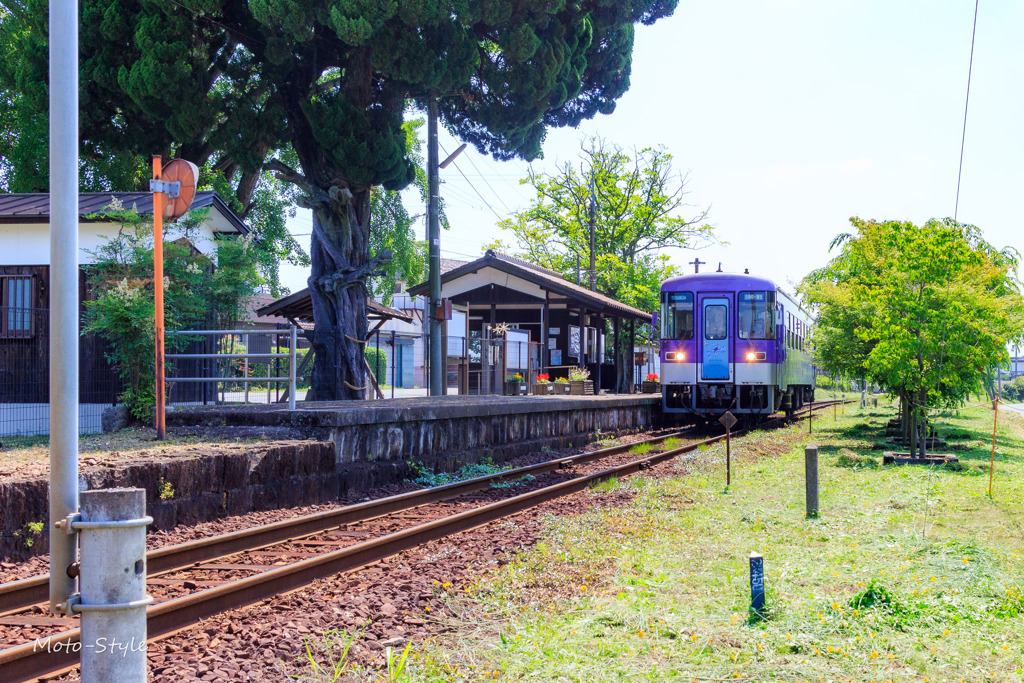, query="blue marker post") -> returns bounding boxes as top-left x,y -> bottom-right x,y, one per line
749,552 -> 765,617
